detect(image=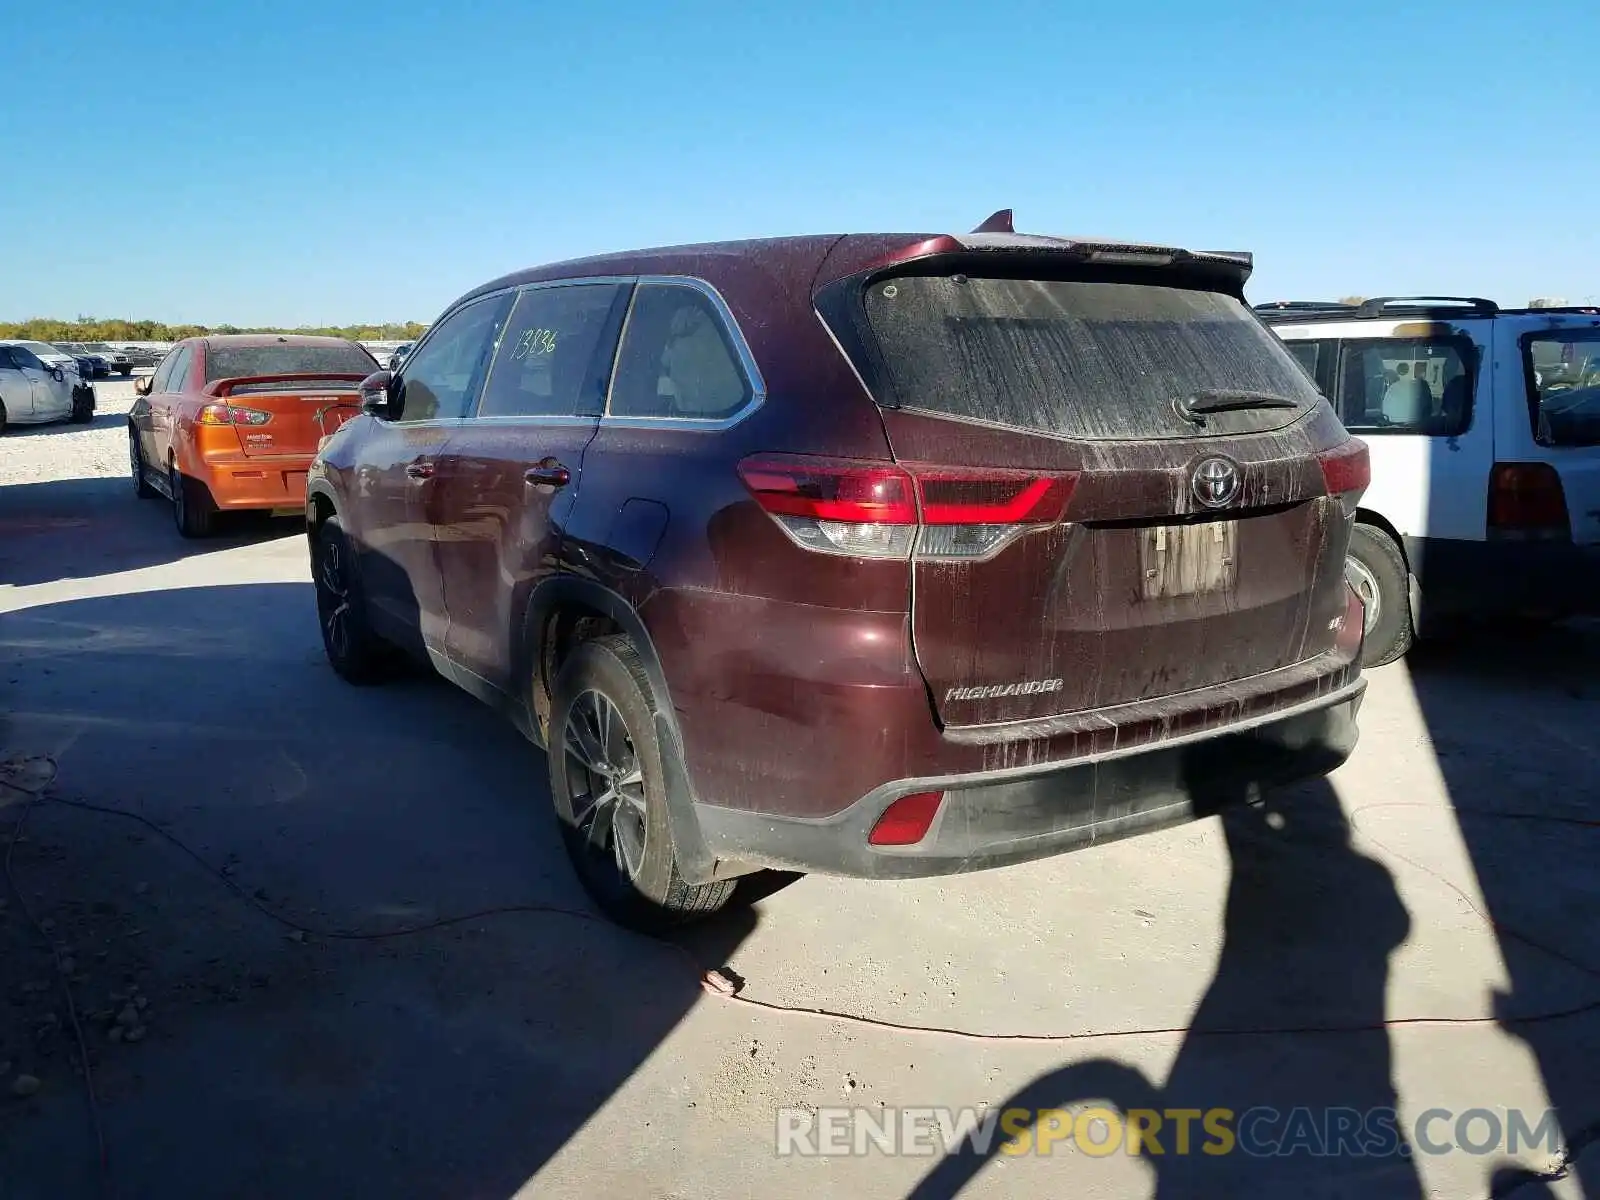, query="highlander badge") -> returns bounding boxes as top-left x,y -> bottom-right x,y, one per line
945,679 -> 1065,702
